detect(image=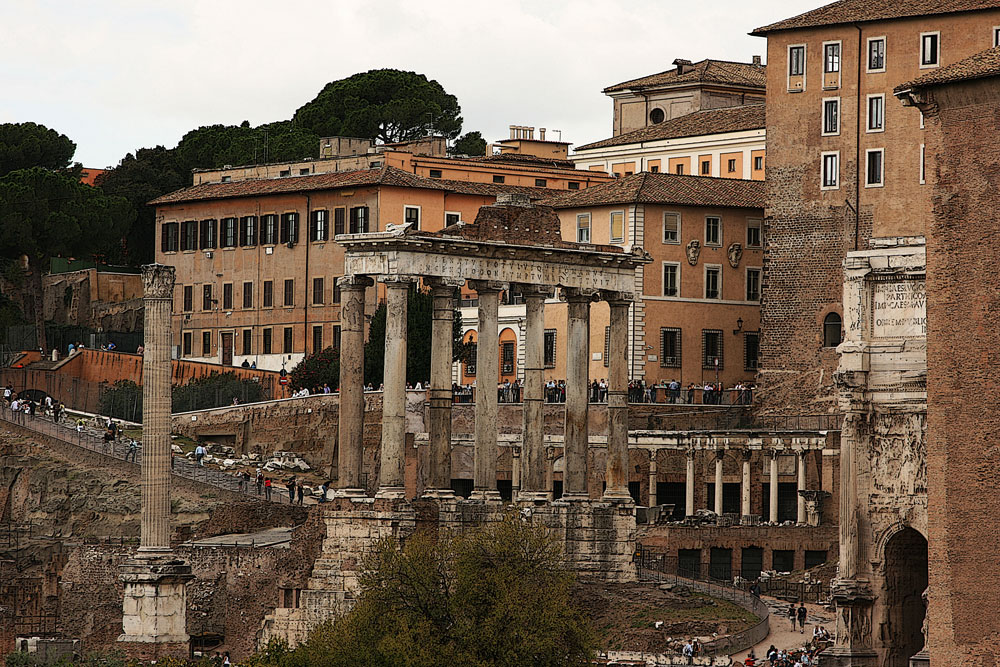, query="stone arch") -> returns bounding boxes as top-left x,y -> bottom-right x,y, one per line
498,327 -> 518,382
879,526 -> 928,667
461,329 -> 477,384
